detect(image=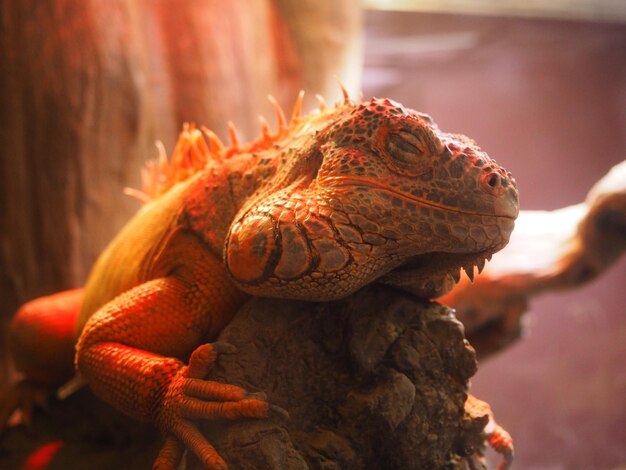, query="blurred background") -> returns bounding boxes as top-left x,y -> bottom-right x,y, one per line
1,1 -> 625,468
